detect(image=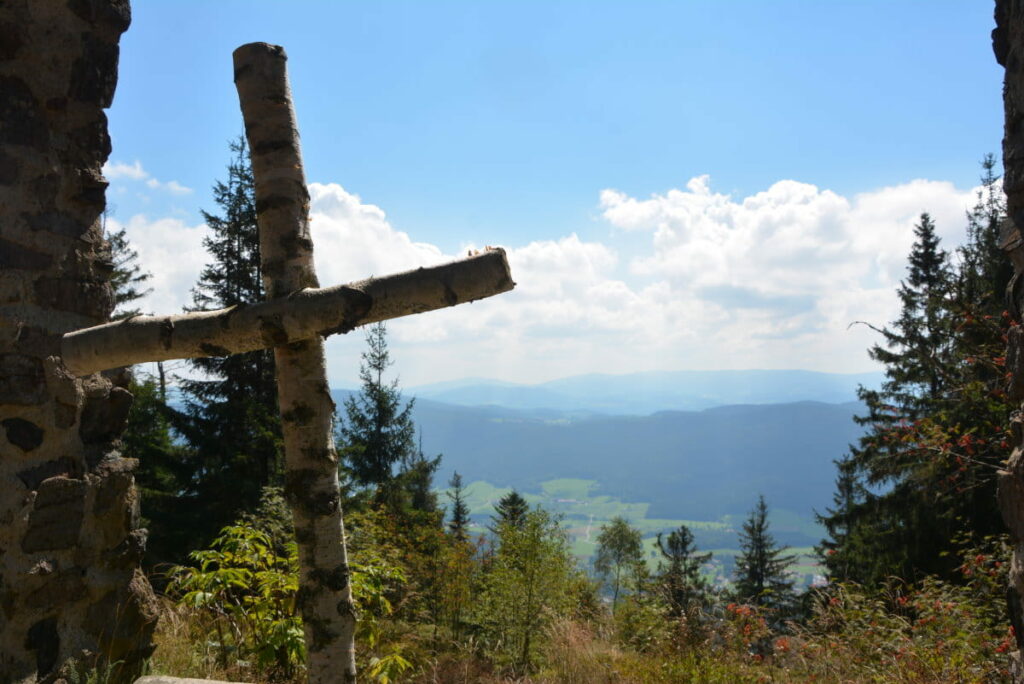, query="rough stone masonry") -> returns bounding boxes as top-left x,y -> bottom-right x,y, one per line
0,1 -> 158,682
